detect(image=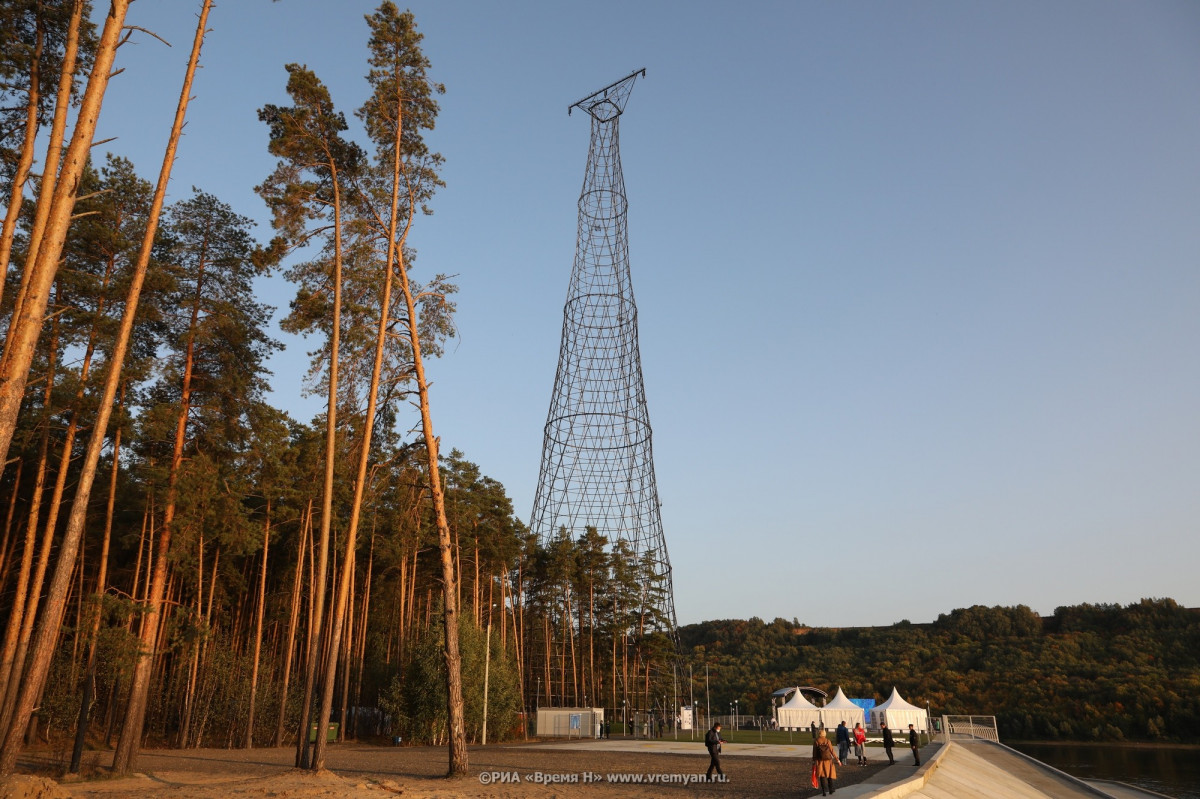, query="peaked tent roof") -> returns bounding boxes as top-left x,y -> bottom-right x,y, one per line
823,687 -> 860,711
875,687 -> 922,712
780,689 -> 819,709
